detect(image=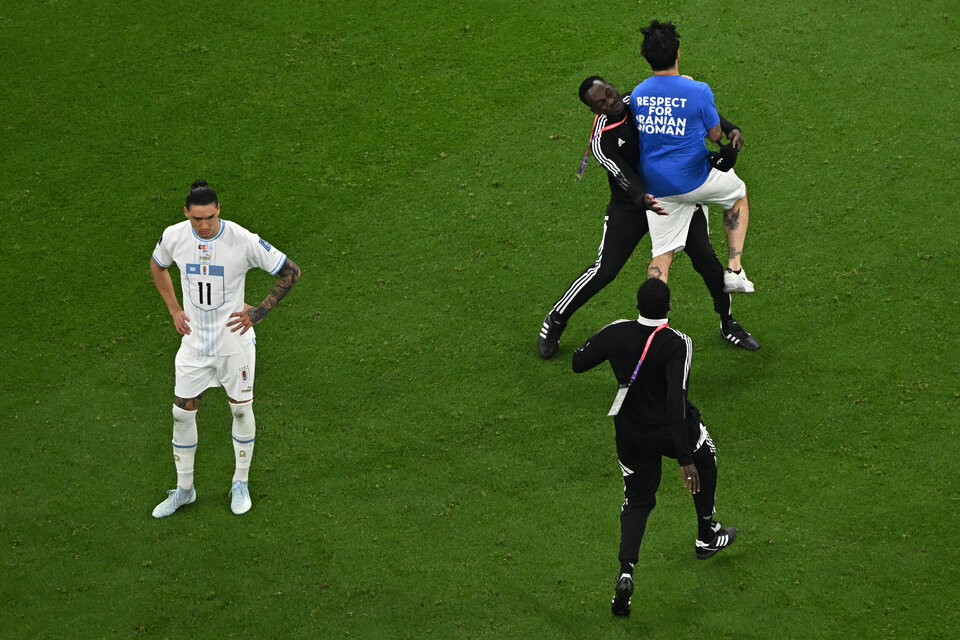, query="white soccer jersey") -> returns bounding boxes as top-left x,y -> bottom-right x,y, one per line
152,219 -> 286,357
